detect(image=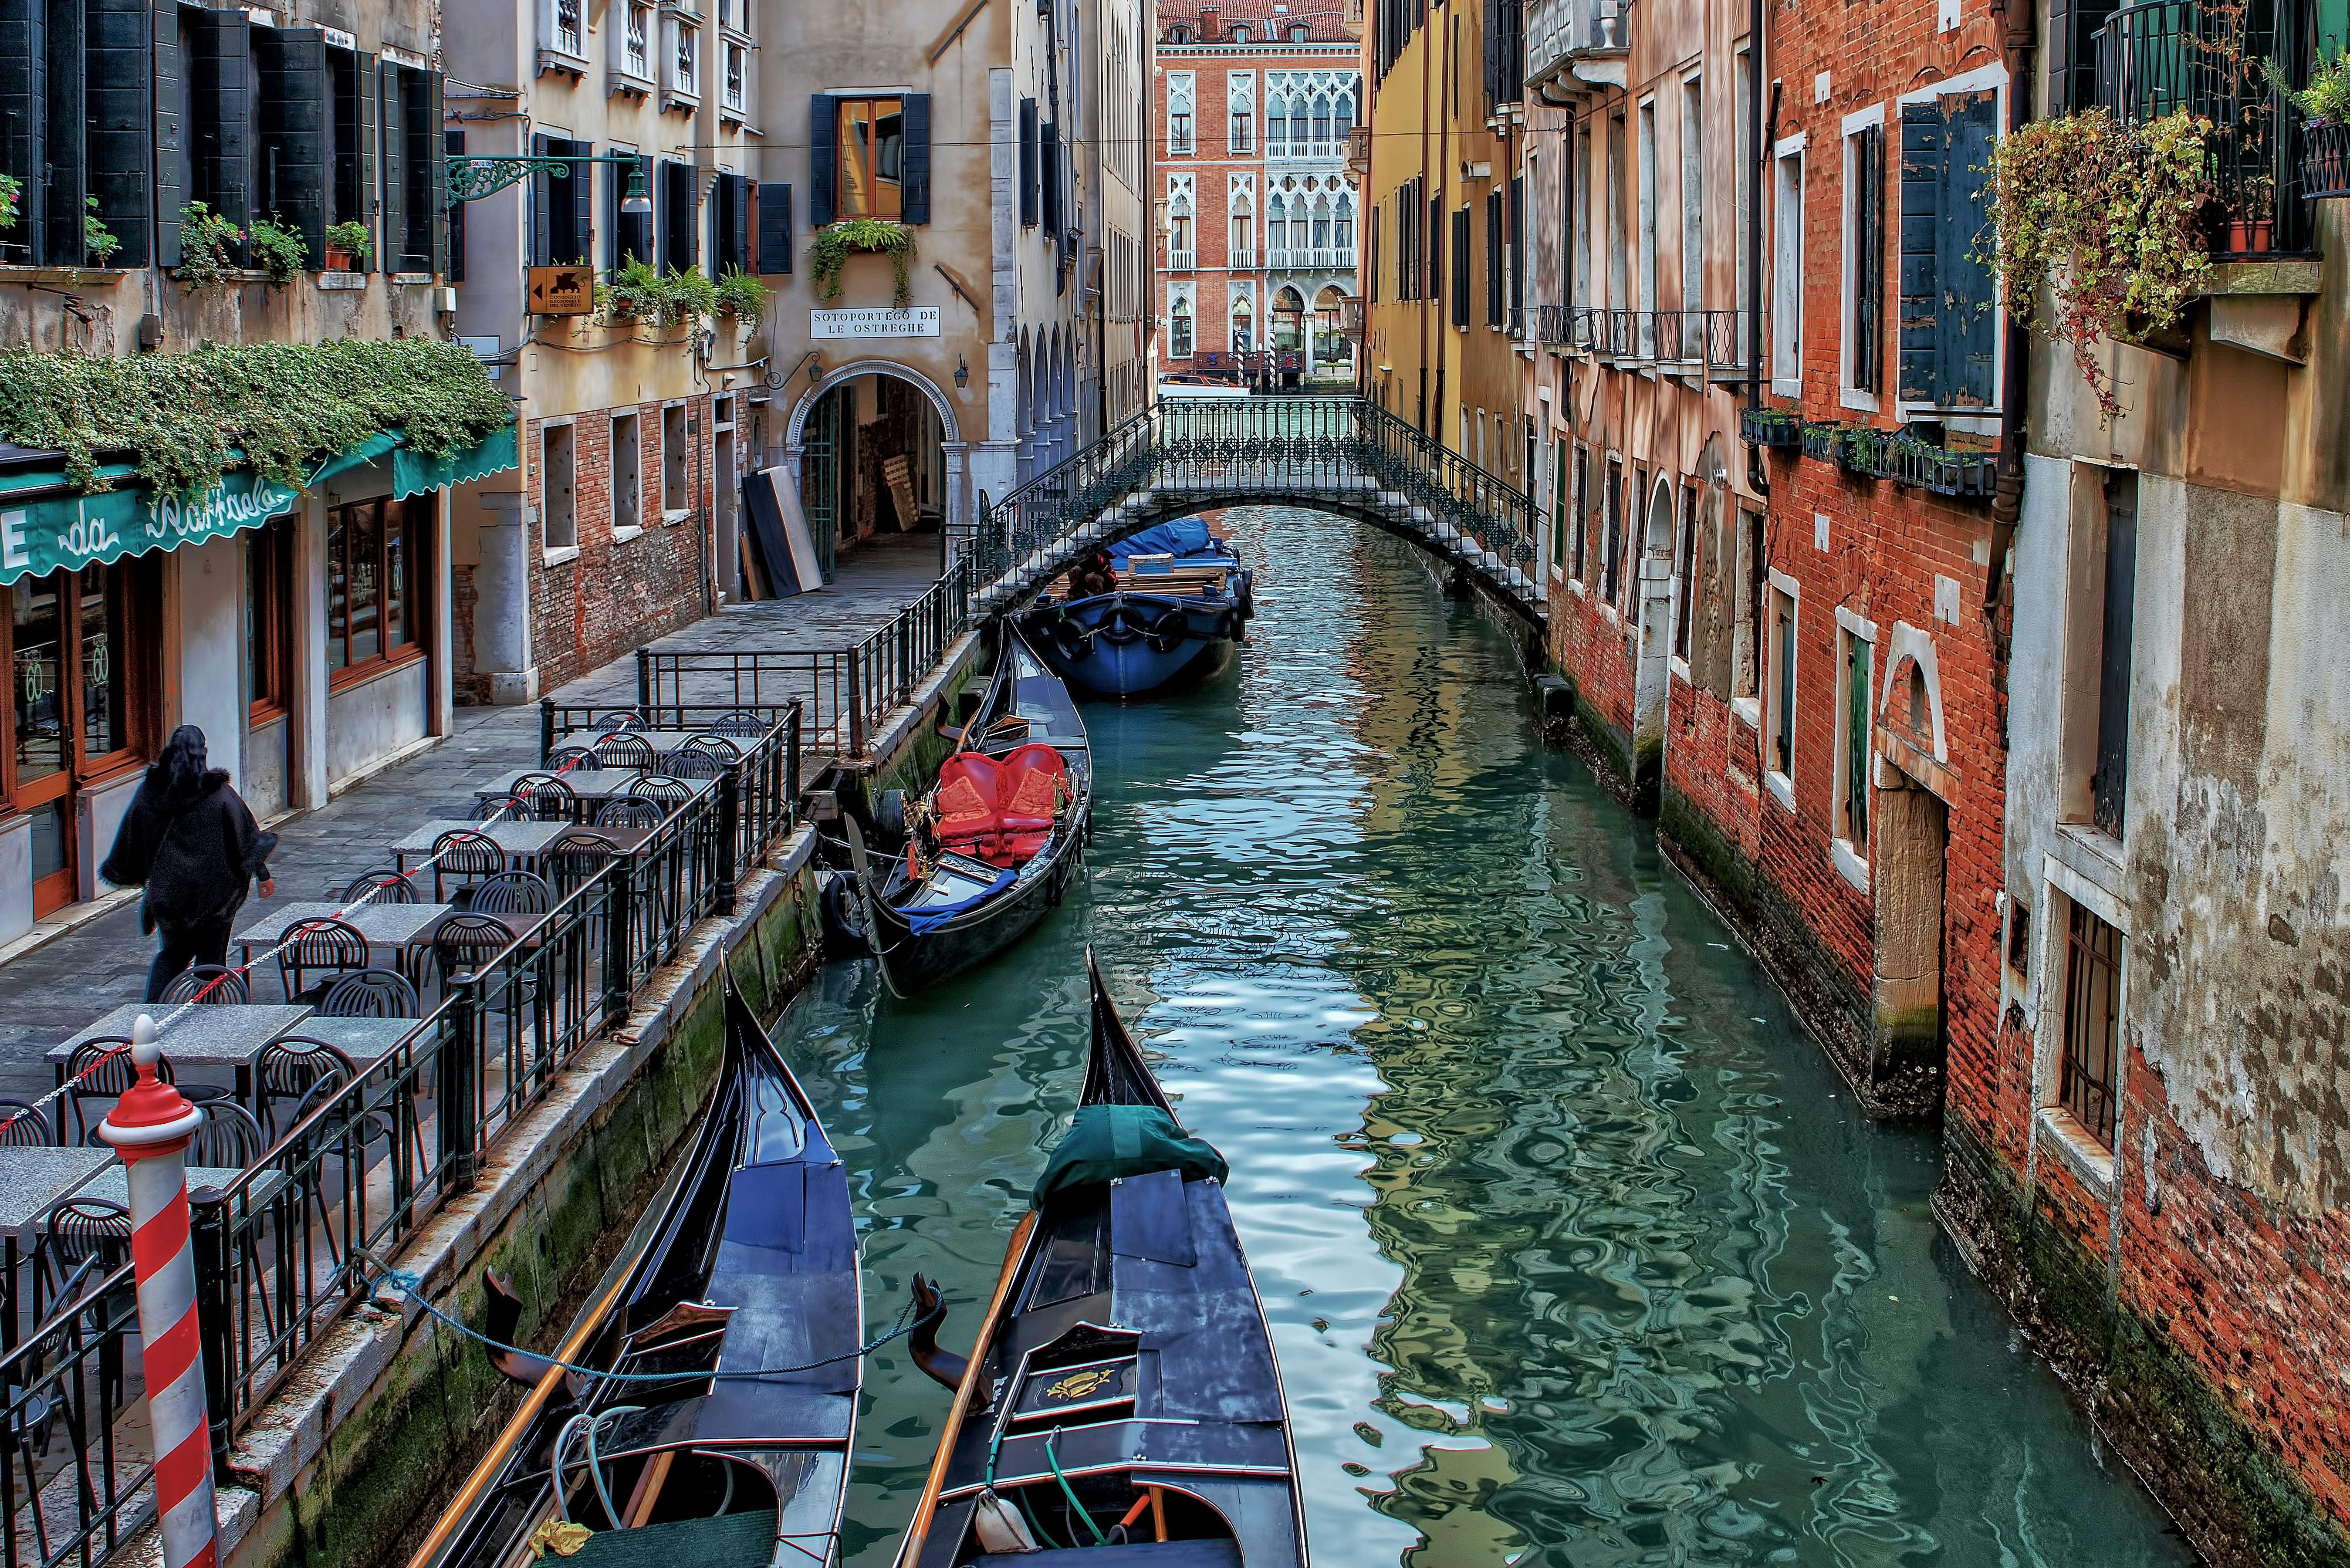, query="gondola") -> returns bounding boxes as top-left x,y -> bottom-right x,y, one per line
406,972 -> 861,1568
1016,519 -> 1254,698
844,627 -> 1092,998
893,950 -> 1308,1567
